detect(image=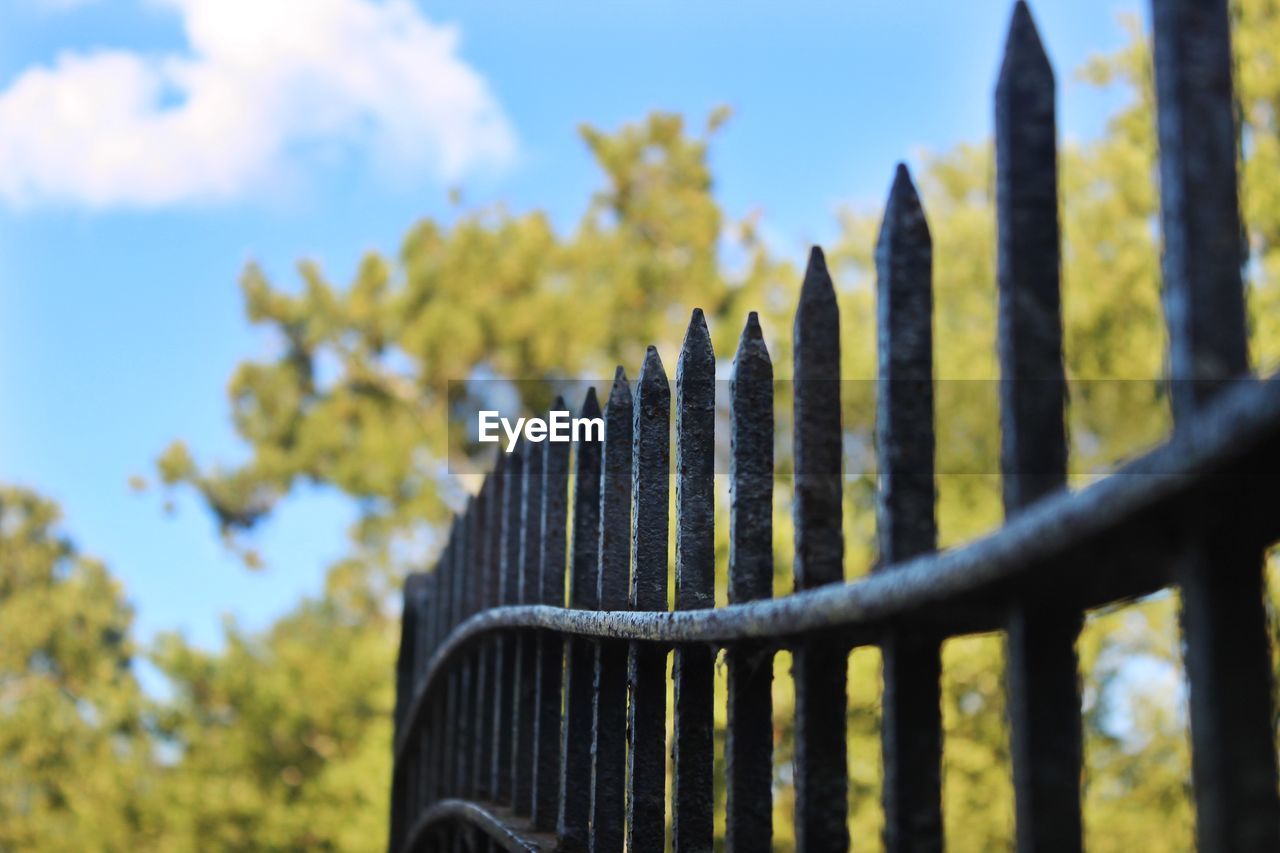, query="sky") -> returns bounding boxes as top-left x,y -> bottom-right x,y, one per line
0,0 -> 1145,656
